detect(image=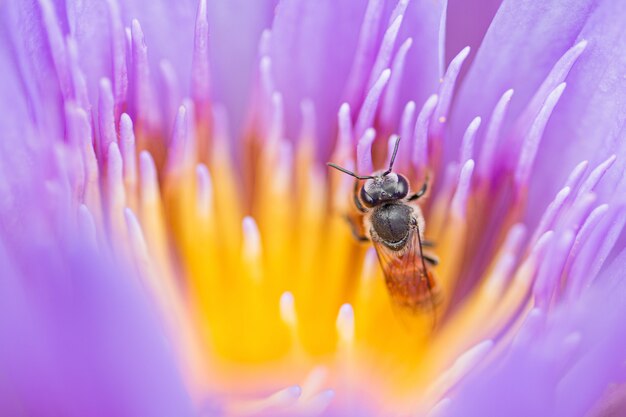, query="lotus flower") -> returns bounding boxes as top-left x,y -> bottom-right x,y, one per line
1,0 -> 626,416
